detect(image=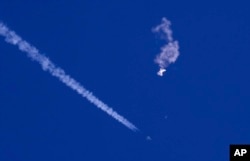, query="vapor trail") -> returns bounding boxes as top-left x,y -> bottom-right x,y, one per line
152,17 -> 180,76
0,22 -> 138,131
